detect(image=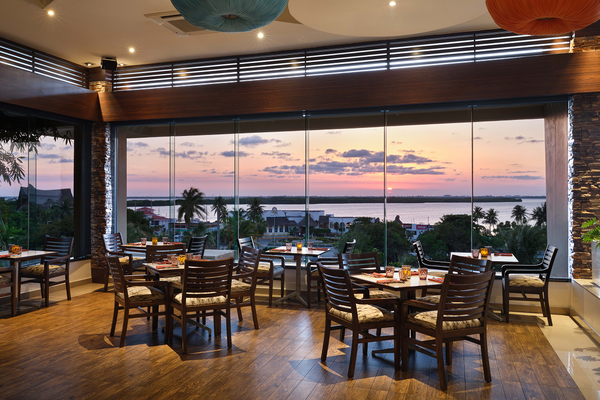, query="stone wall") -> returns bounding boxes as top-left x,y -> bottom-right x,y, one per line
569,93 -> 600,279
